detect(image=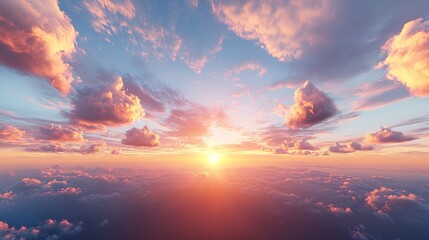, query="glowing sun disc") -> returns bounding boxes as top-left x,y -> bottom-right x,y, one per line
208,153 -> 221,164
